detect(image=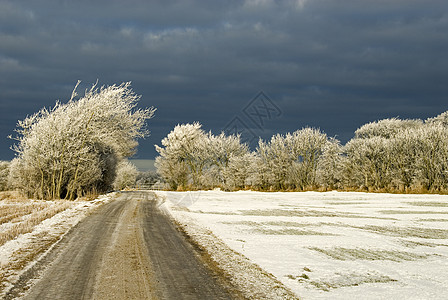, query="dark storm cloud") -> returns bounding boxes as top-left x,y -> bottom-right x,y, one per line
1,0 -> 448,159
